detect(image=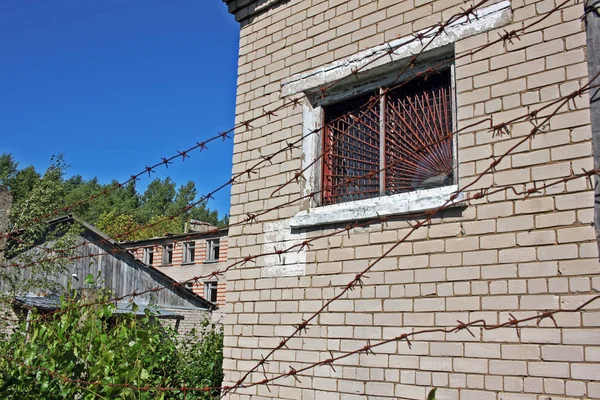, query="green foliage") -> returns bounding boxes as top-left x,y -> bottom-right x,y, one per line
8,154 -> 67,227
0,154 -> 226,397
1,154 -> 80,296
0,290 -> 223,399
0,154 -> 41,206
96,212 -> 184,241
137,178 -> 178,224
96,211 -> 140,240
0,153 -> 227,241
142,215 -> 184,240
